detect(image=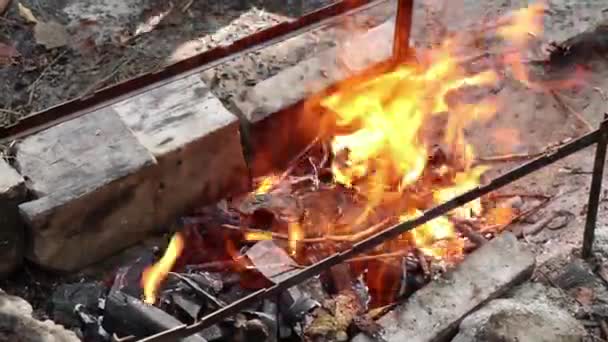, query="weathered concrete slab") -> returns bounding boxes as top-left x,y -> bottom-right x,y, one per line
0,159 -> 27,277
235,19 -> 395,123
353,232 -> 535,342
17,108 -> 158,271
15,71 -> 248,272
113,73 -> 250,229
